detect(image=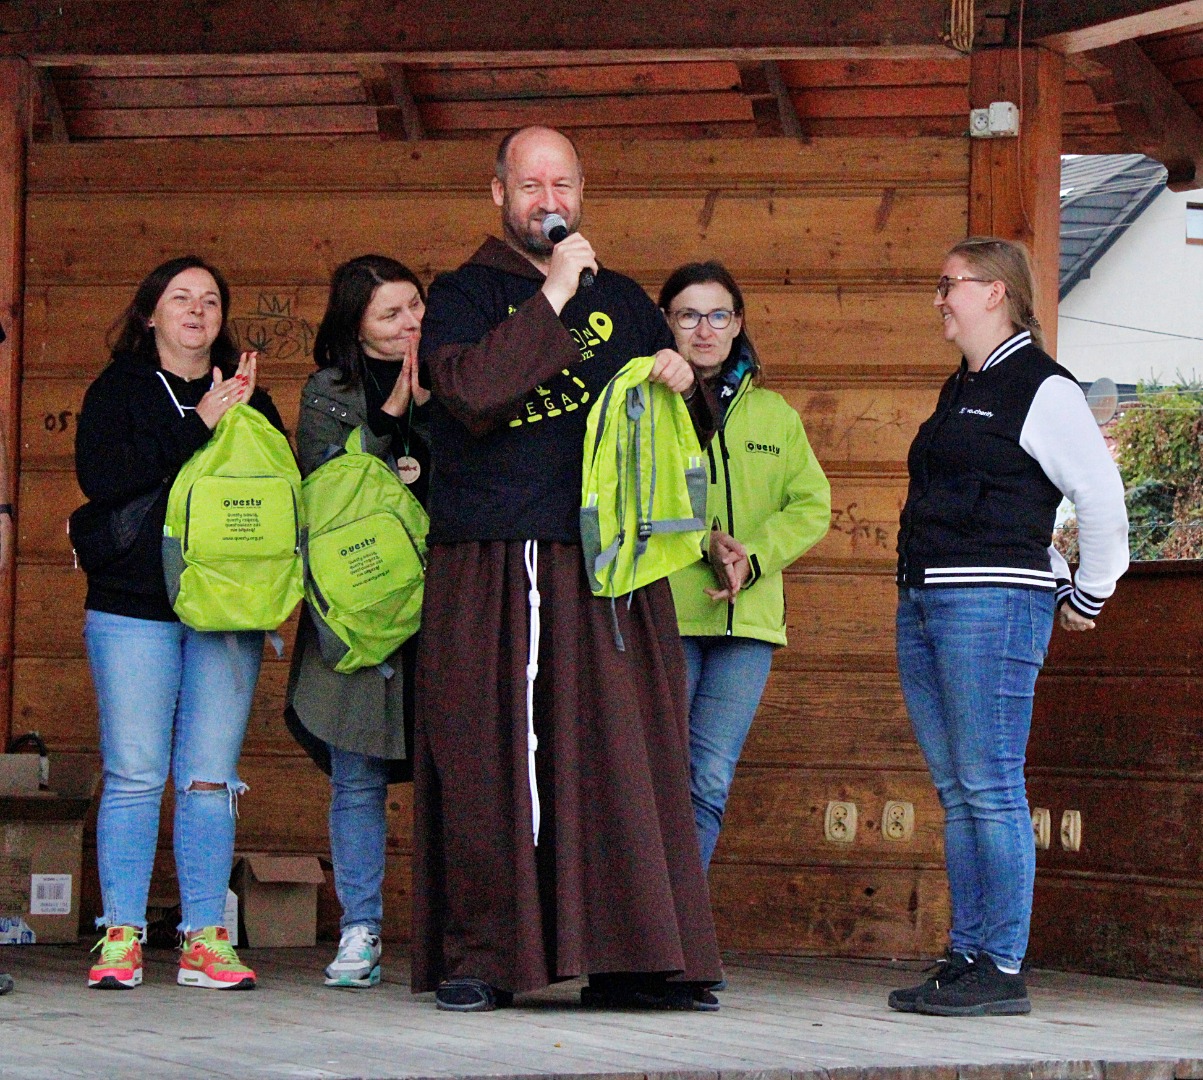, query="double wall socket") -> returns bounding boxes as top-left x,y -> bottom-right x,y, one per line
1032,807 -> 1051,850
824,801 -> 857,844
1033,807 -> 1084,851
1060,810 -> 1082,852
882,800 -> 915,842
